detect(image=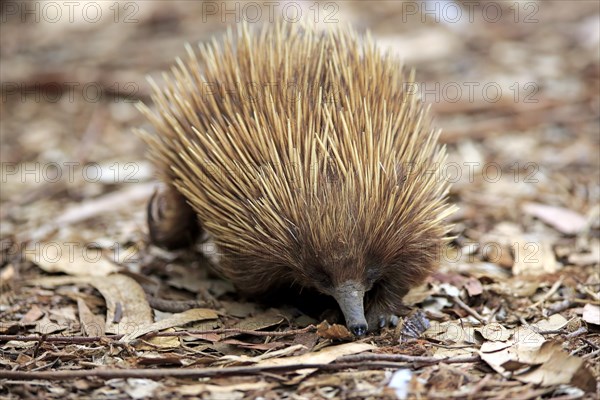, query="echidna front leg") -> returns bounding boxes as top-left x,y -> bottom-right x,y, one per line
147,185 -> 201,249
365,284 -> 409,331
